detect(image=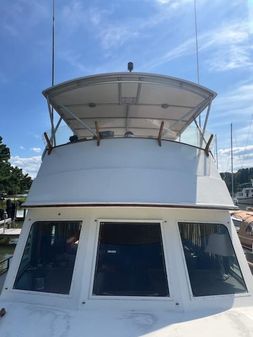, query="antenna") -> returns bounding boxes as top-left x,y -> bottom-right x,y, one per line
194,0 -> 200,85
52,0 -> 55,86
194,0 -> 201,127
231,123 -> 234,198
49,0 -> 56,146
215,135 -> 219,170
